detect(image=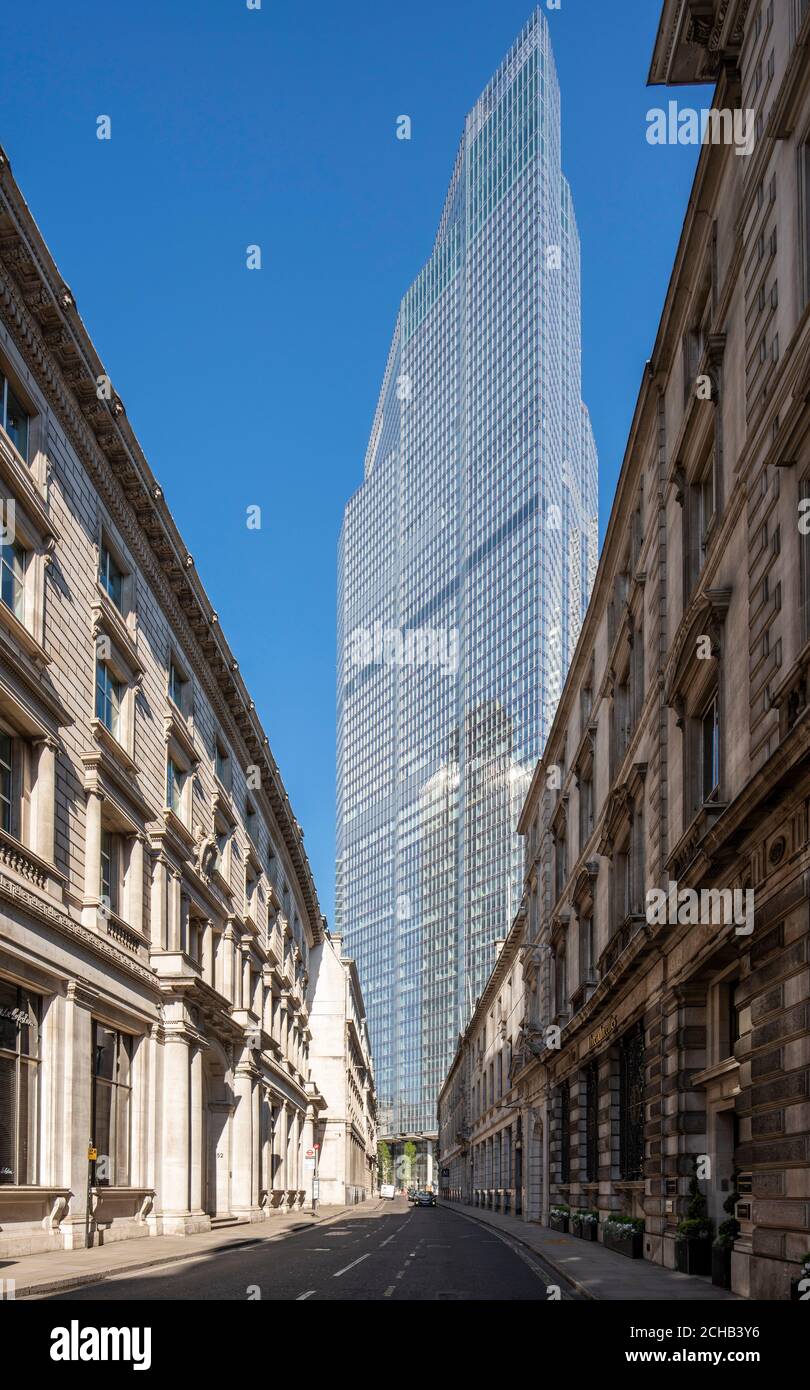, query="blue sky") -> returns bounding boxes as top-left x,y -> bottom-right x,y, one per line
1,1 -> 705,923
